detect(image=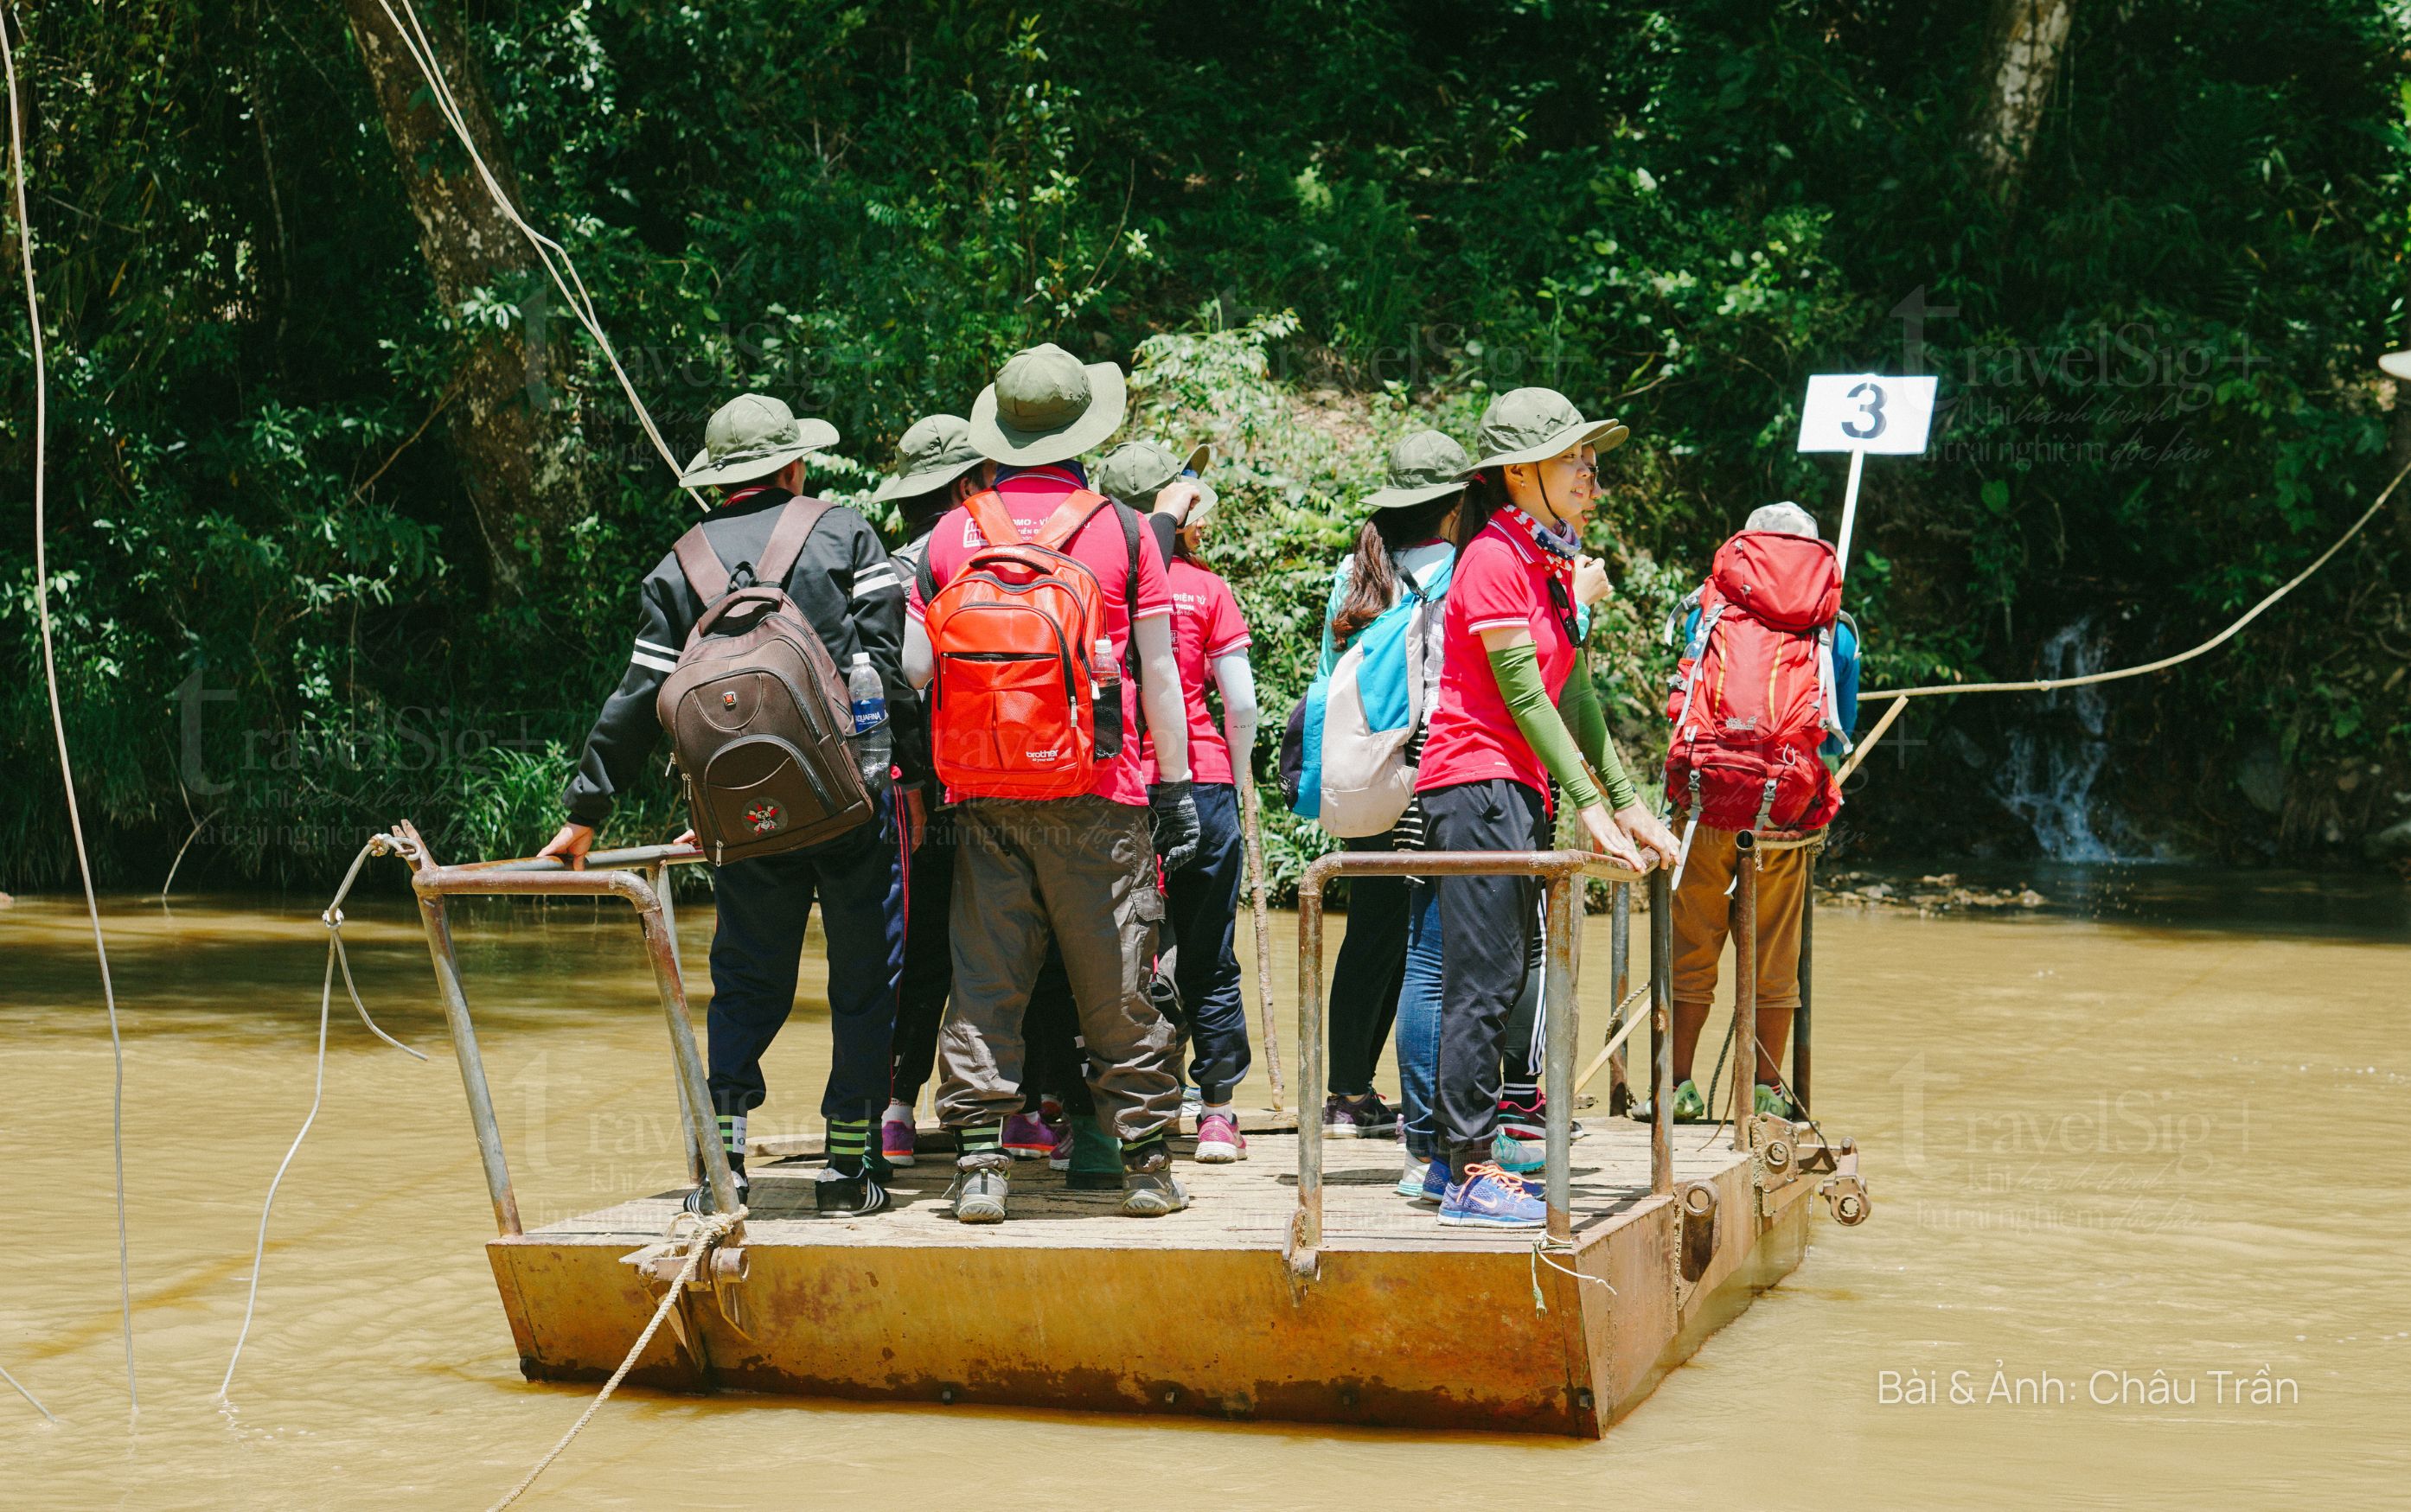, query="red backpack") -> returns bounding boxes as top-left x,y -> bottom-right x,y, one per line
921,488 -> 1137,799
1662,530 -> 1847,833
